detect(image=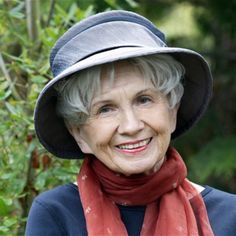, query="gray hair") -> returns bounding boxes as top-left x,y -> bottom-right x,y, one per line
55,54 -> 185,126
